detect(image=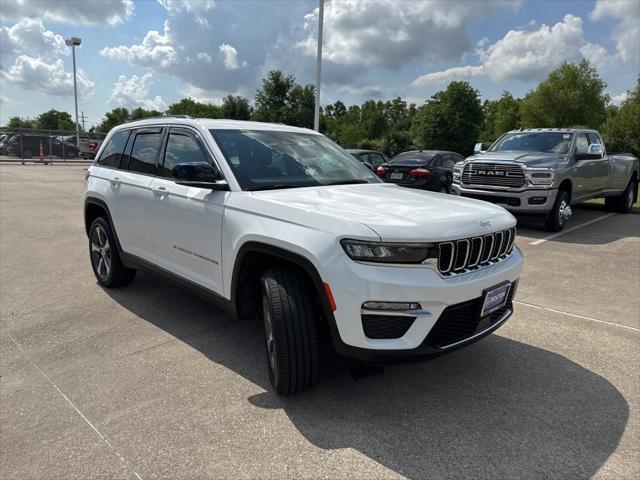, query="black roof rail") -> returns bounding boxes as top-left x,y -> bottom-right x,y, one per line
125,114 -> 193,123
